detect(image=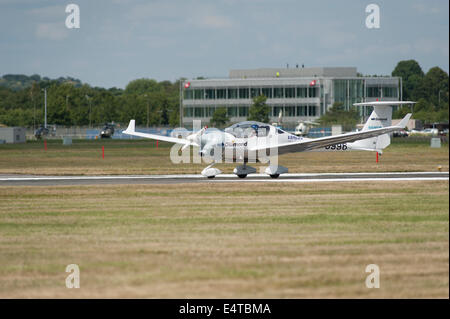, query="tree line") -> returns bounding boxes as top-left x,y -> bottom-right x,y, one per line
0,76 -> 181,128
0,60 -> 448,129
